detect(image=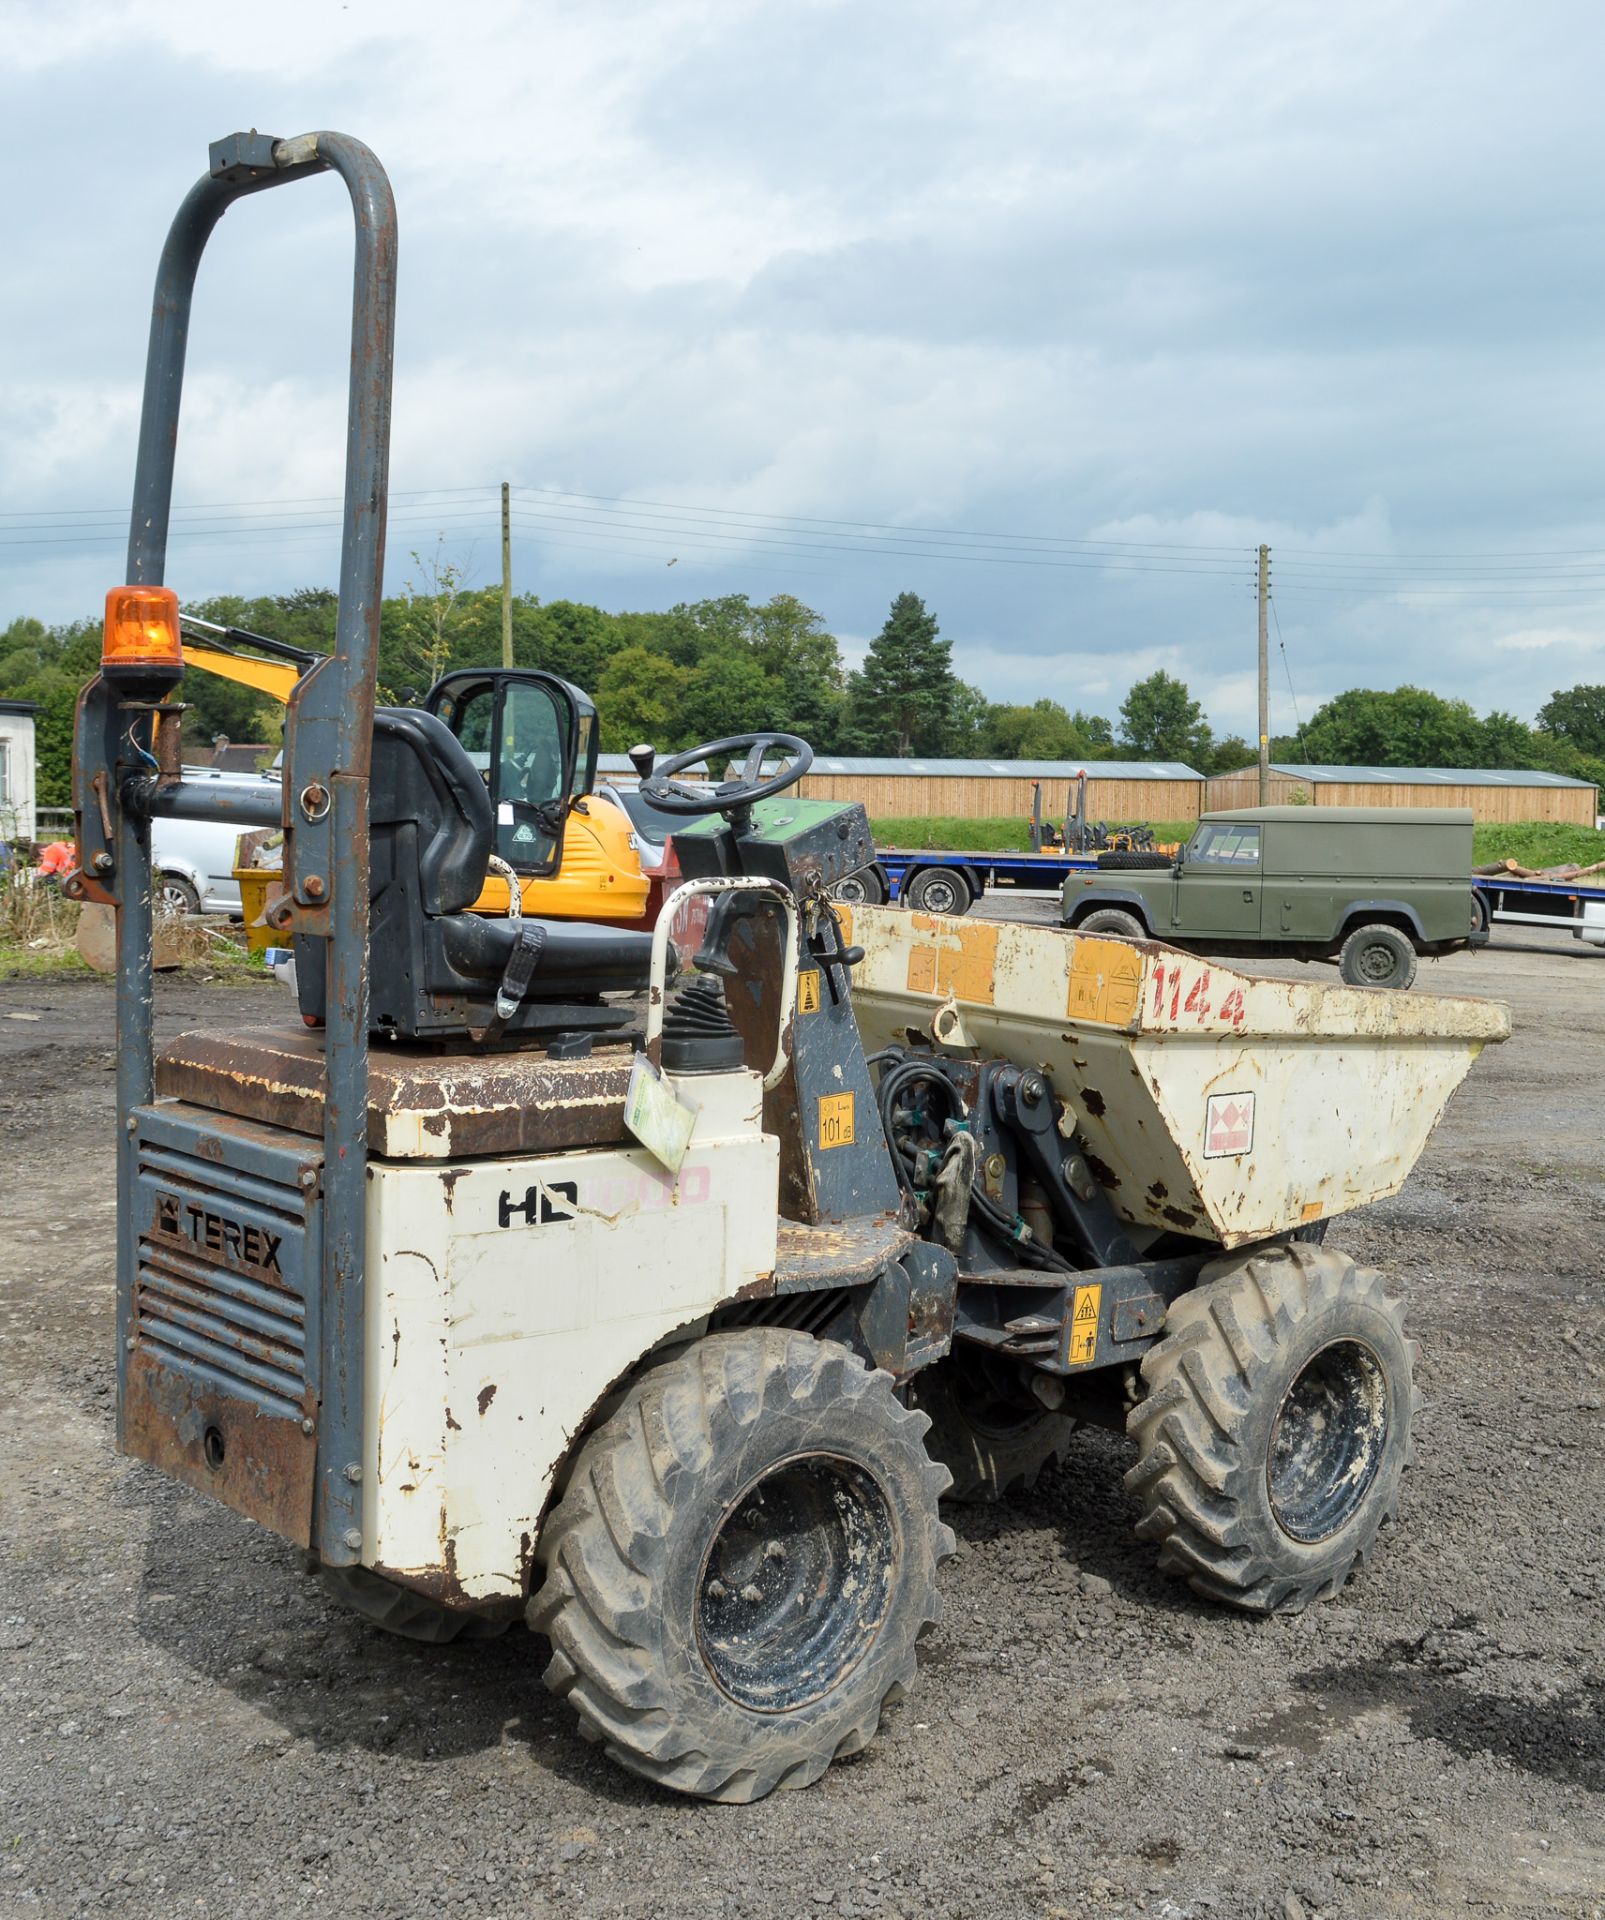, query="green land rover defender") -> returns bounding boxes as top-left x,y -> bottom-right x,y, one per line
1060,805 -> 1486,989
